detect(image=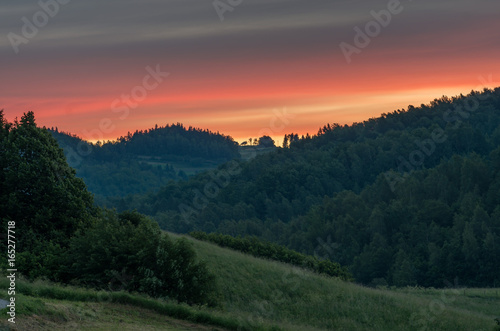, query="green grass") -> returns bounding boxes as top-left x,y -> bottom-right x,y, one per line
0,277 -> 246,330
0,294 -> 232,330
1,233 -> 499,330
172,233 -> 500,331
